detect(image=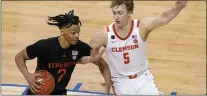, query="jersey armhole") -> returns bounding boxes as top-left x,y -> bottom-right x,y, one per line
137,19 -> 140,27
105,26 -> 109,48
106,26 -> 109,32
136,19 -> 147,43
